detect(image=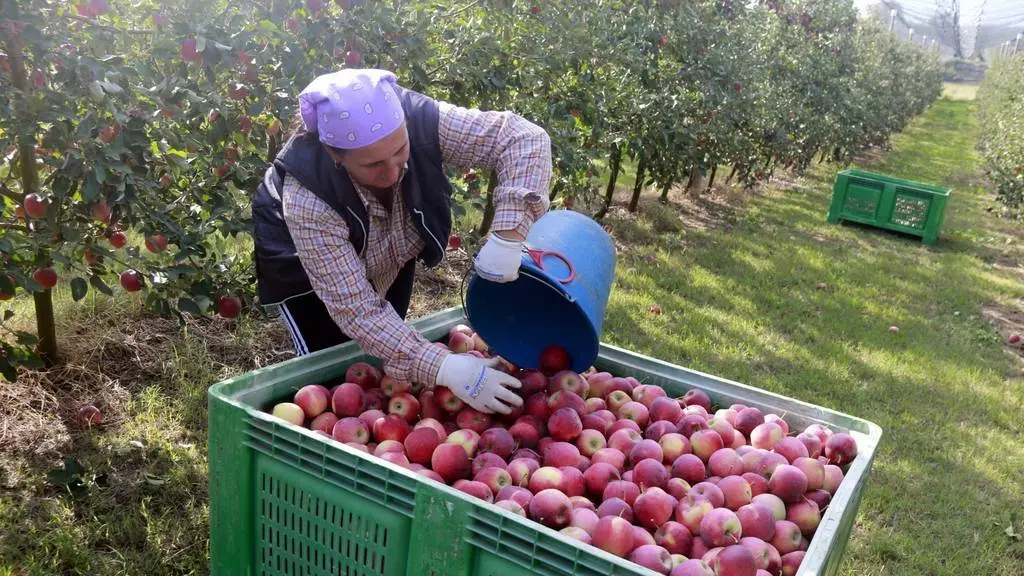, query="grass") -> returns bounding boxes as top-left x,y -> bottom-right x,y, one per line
599,95 -> 1024,574
2,92 -> 1023,575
